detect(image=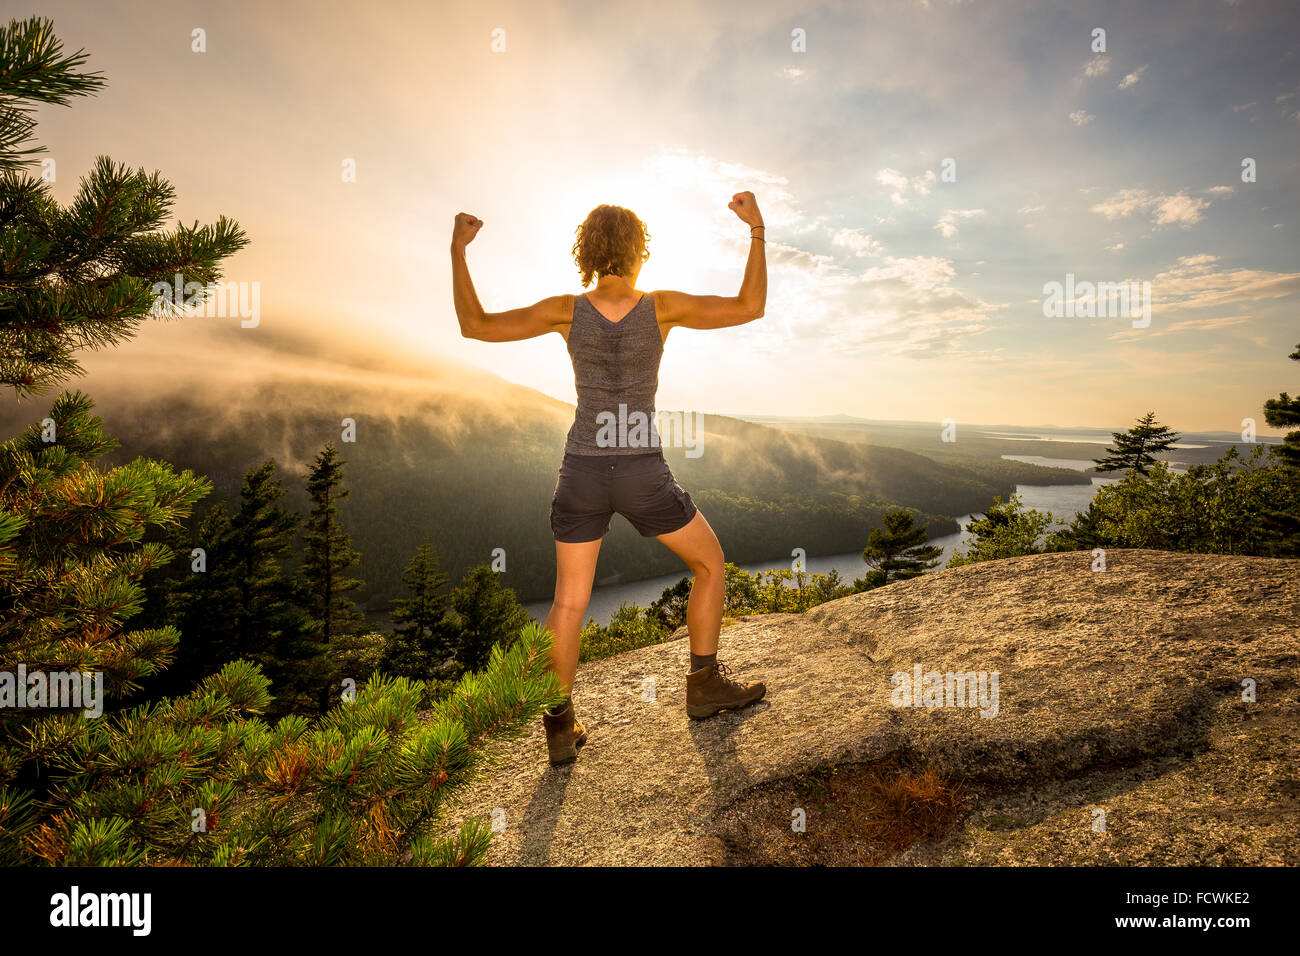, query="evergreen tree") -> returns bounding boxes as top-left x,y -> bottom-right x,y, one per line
1264,342 -> 1300,471
0,17 -> 561,867
1054,447 -> 1291,556
857,509 -> 941,587
1094,411 -> 1180,476
649,576 -> 692,631
166,460 -> 327,712
383,538 -> 458,681
227,460 -> 327,714
166,501 -> 241,688
302,442 -> 365,644
447,564 -> 531,672
1256,341 -> 1298,554
948,495 -> 1055,567
330,630 -> 387,685
0,18 -> 247,397
0,16 -> 105,172
0,392 -> 211,862
1,404 -> 562,865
